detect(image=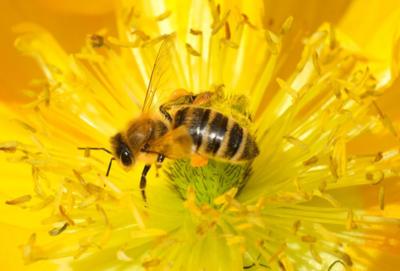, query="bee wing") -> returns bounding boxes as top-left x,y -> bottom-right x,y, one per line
142,37 -> 175,113
146,126 -> 192,159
